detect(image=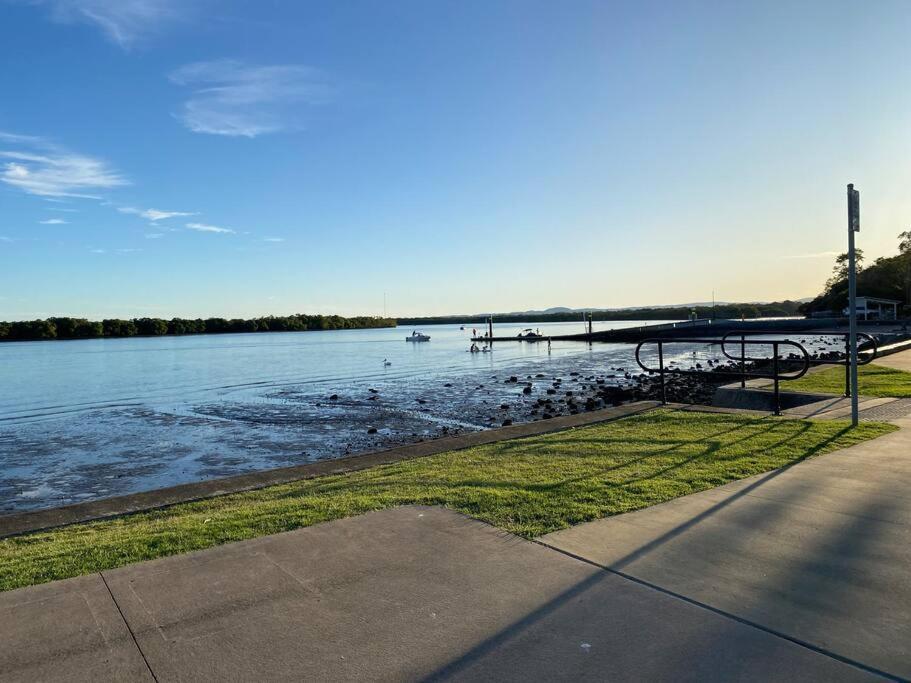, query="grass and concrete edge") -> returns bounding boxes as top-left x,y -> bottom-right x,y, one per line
0,408 -> 896,593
